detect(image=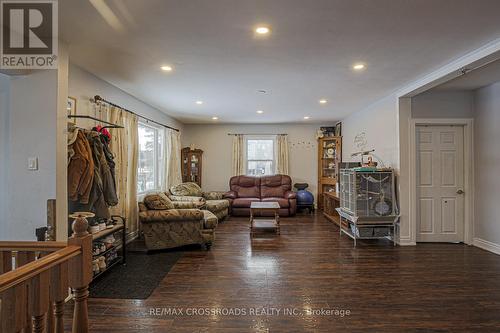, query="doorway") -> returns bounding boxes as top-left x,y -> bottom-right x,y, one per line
415,125 -> 465,242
